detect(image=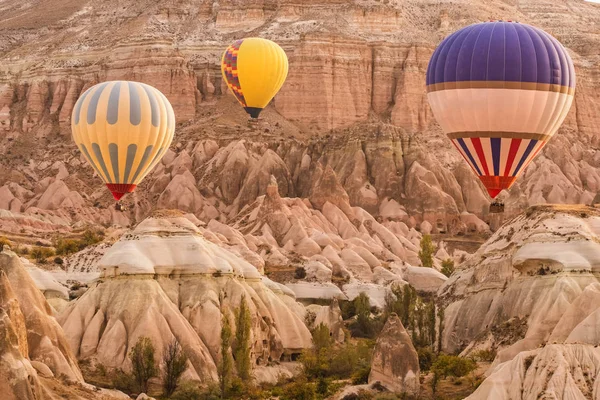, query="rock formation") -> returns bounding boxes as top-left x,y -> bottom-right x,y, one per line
0,248 -> 128,399
58,211 -> 313,381
440,205 -> 600,398
0,249 -> 82,382
0,0 -> 596,230
368,313 -> 419,396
